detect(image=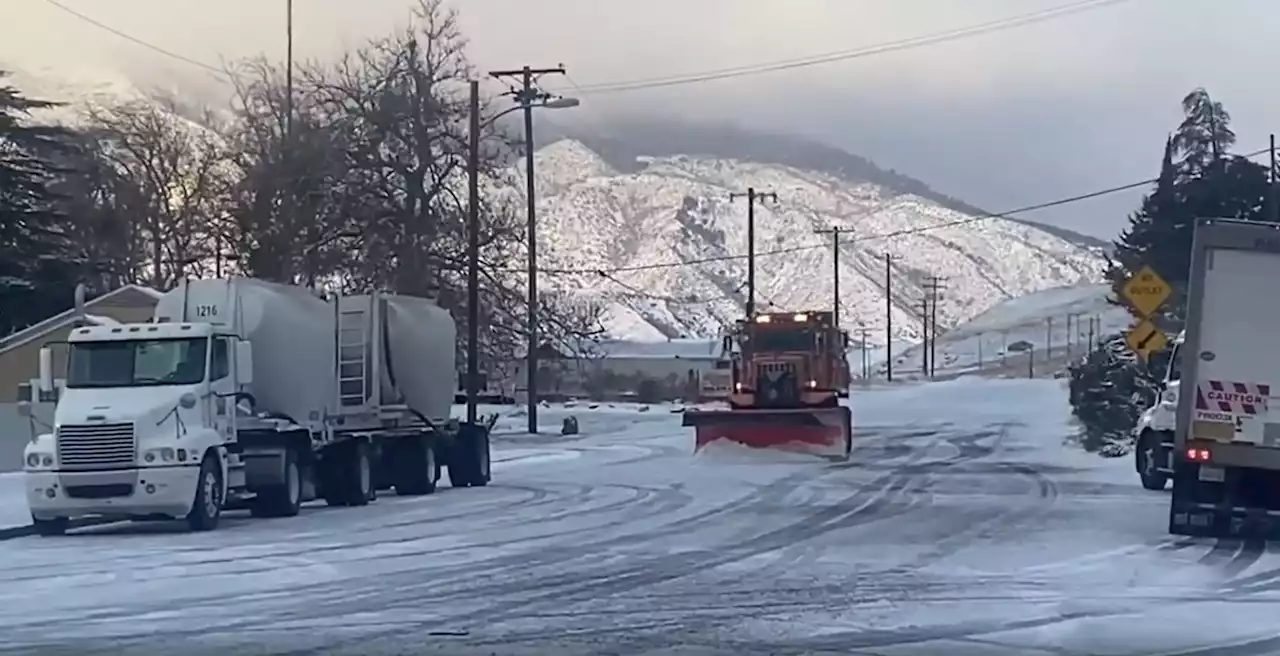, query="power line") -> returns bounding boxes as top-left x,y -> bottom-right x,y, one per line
46,0 -> 1135,101
539,146 -> 1273,277
41,0 -> 230,81
563,0 -> 1136,95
